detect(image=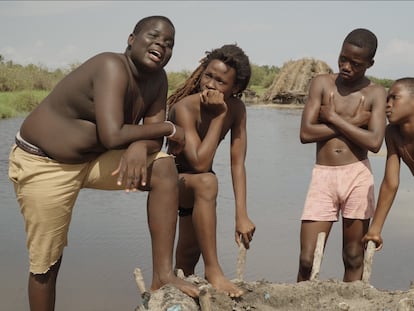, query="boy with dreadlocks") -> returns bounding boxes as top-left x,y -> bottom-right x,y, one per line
362,78 -> 414,251
167,44 -> 256,297
297,28 -> 386,282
